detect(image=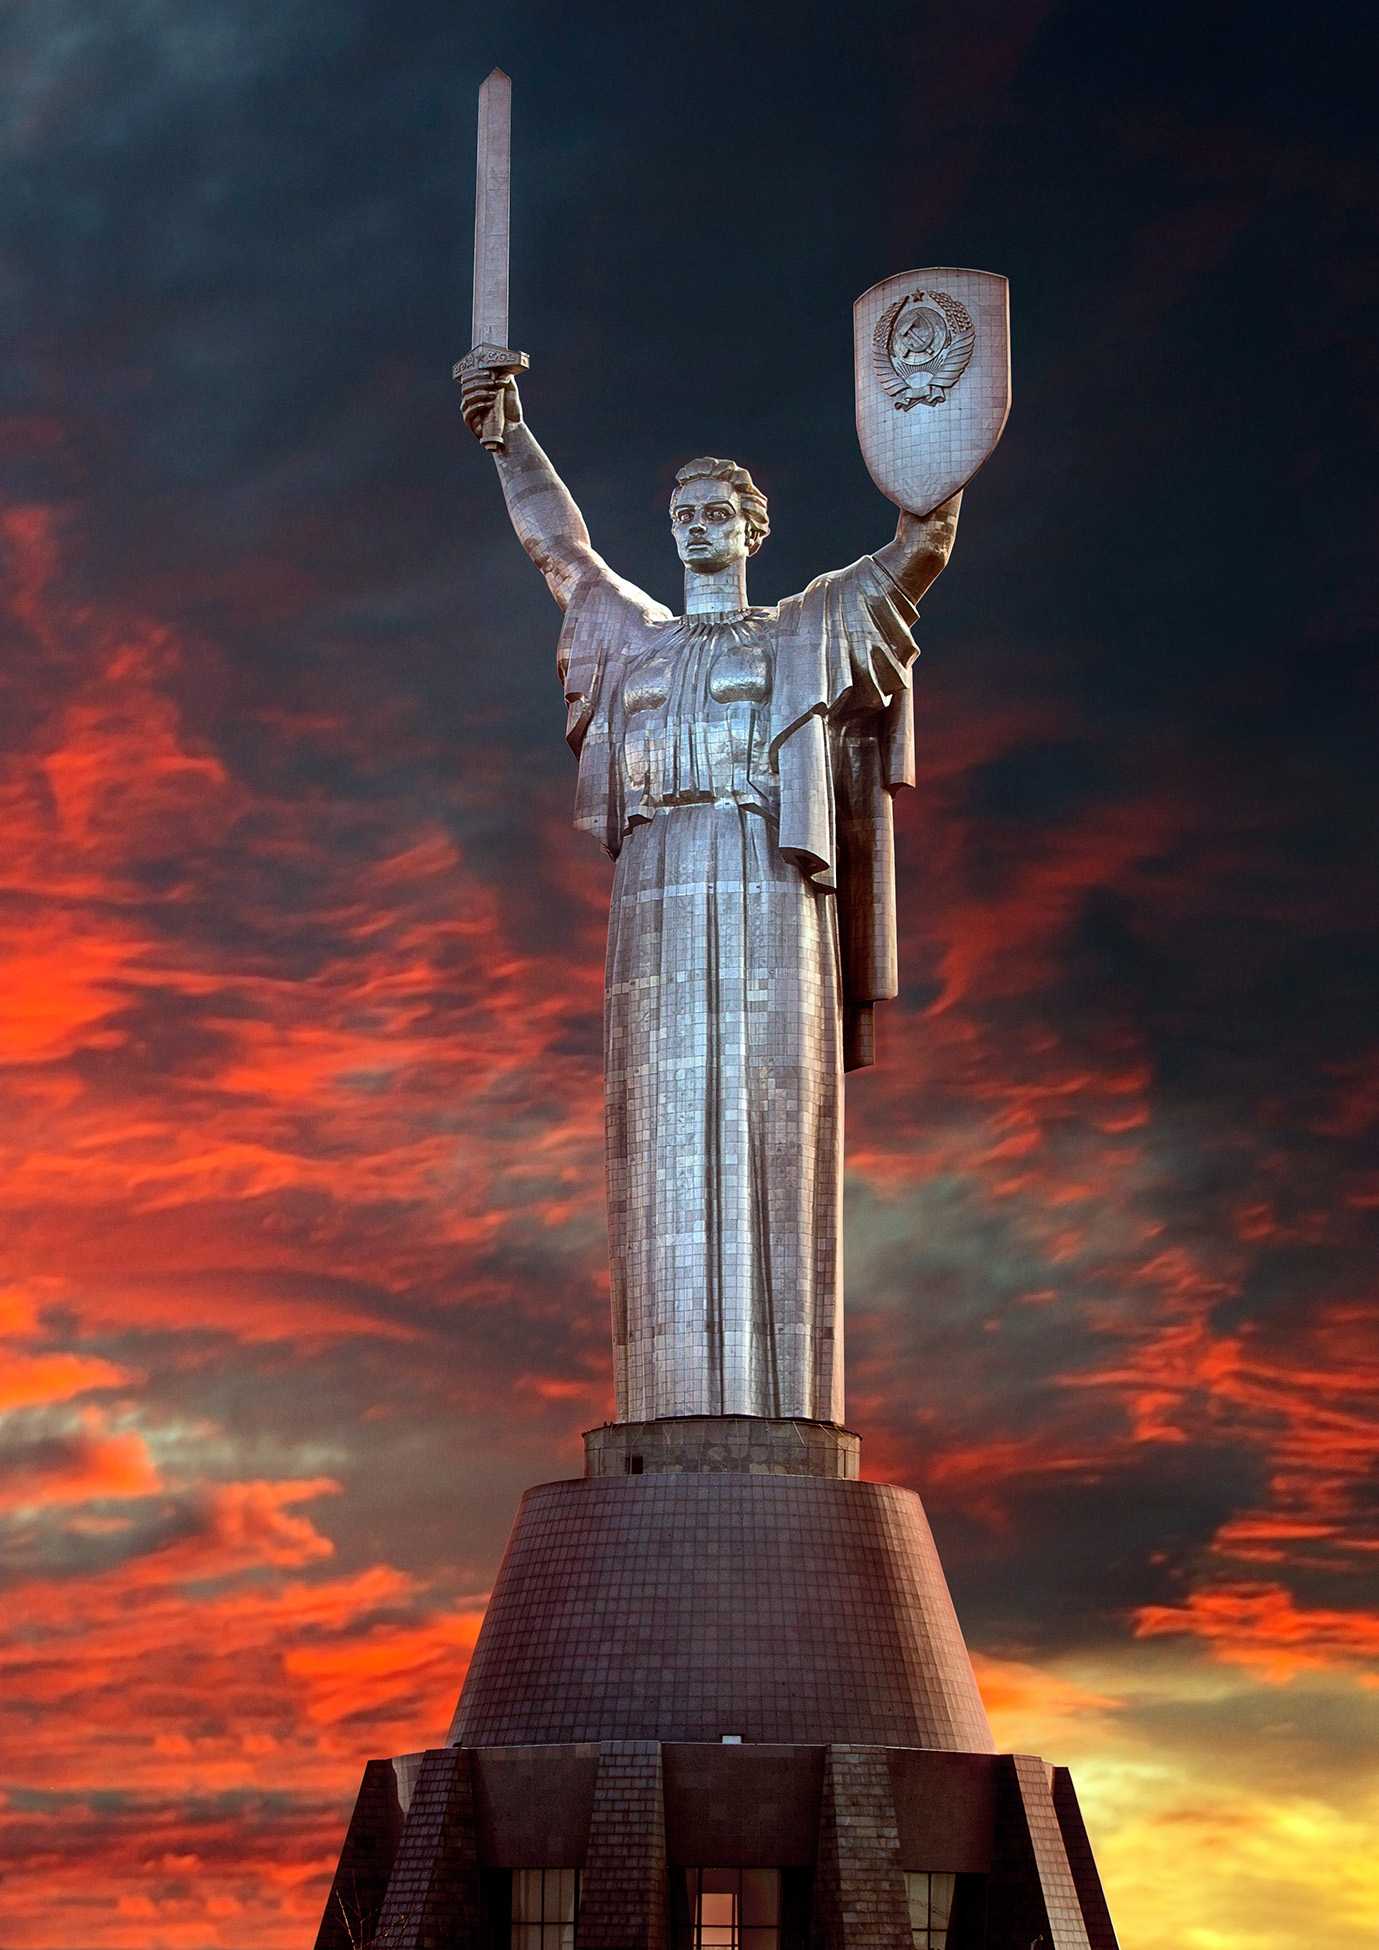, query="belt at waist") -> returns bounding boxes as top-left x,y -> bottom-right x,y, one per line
630,792 -> 777,820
